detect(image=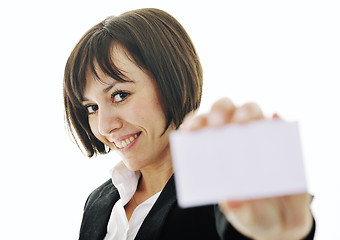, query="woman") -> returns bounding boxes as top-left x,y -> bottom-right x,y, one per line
64,8 -> 315,240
